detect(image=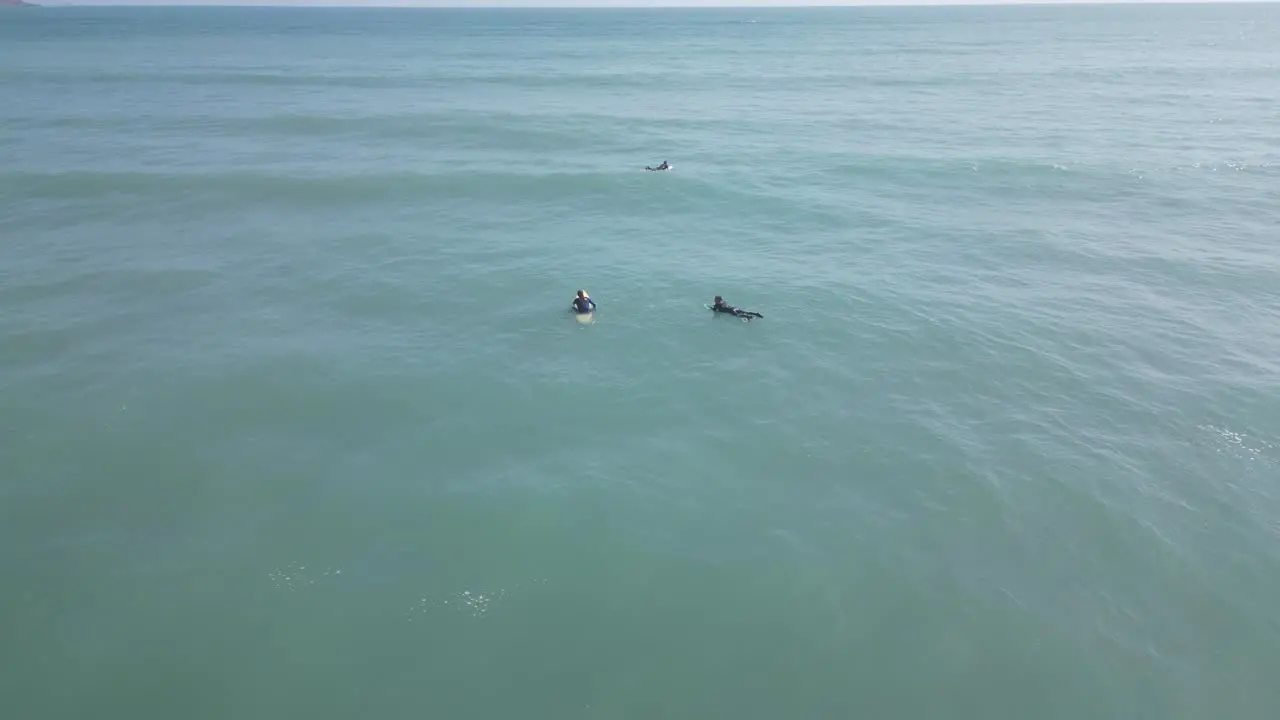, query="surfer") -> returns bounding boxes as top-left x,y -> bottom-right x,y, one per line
572,290 -> 596,314
711,296 -> 762,320
645,161 -> 671,171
